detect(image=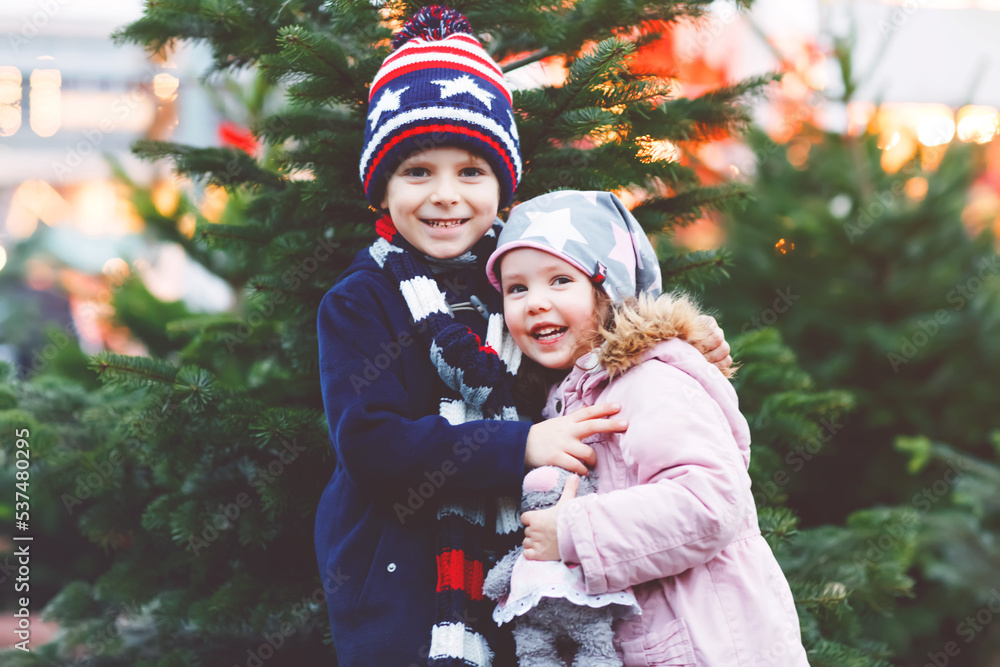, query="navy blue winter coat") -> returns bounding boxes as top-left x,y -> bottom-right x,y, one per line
314,247 -> 529,666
